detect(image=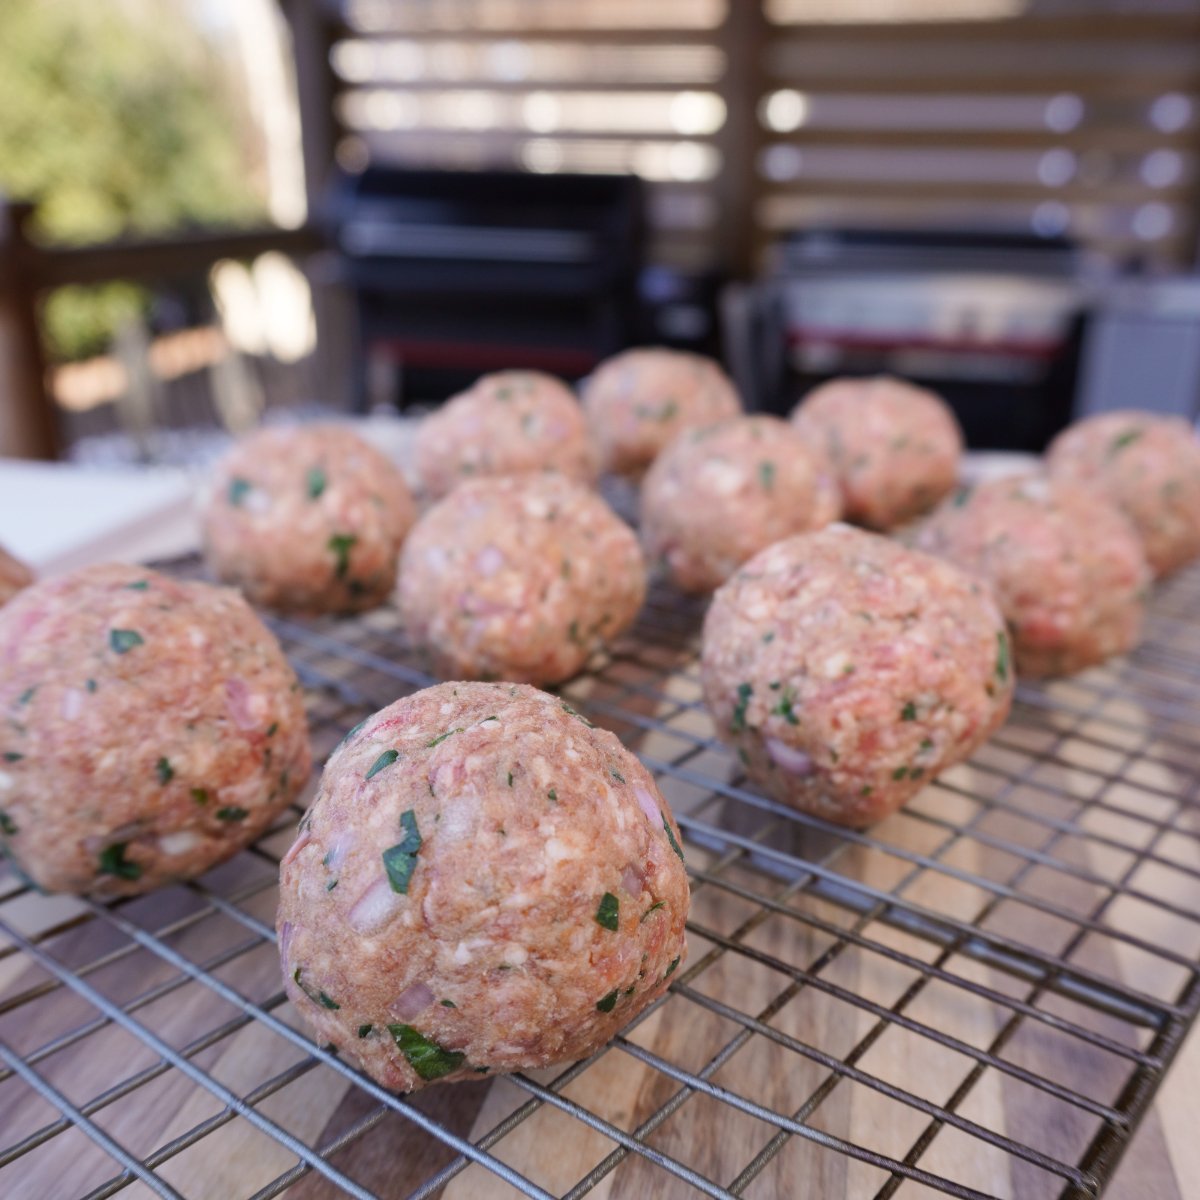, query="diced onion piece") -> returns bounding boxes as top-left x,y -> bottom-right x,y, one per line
765,738 -> 815,776
349,876 -> 404,934
390,980 -> 435,1019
